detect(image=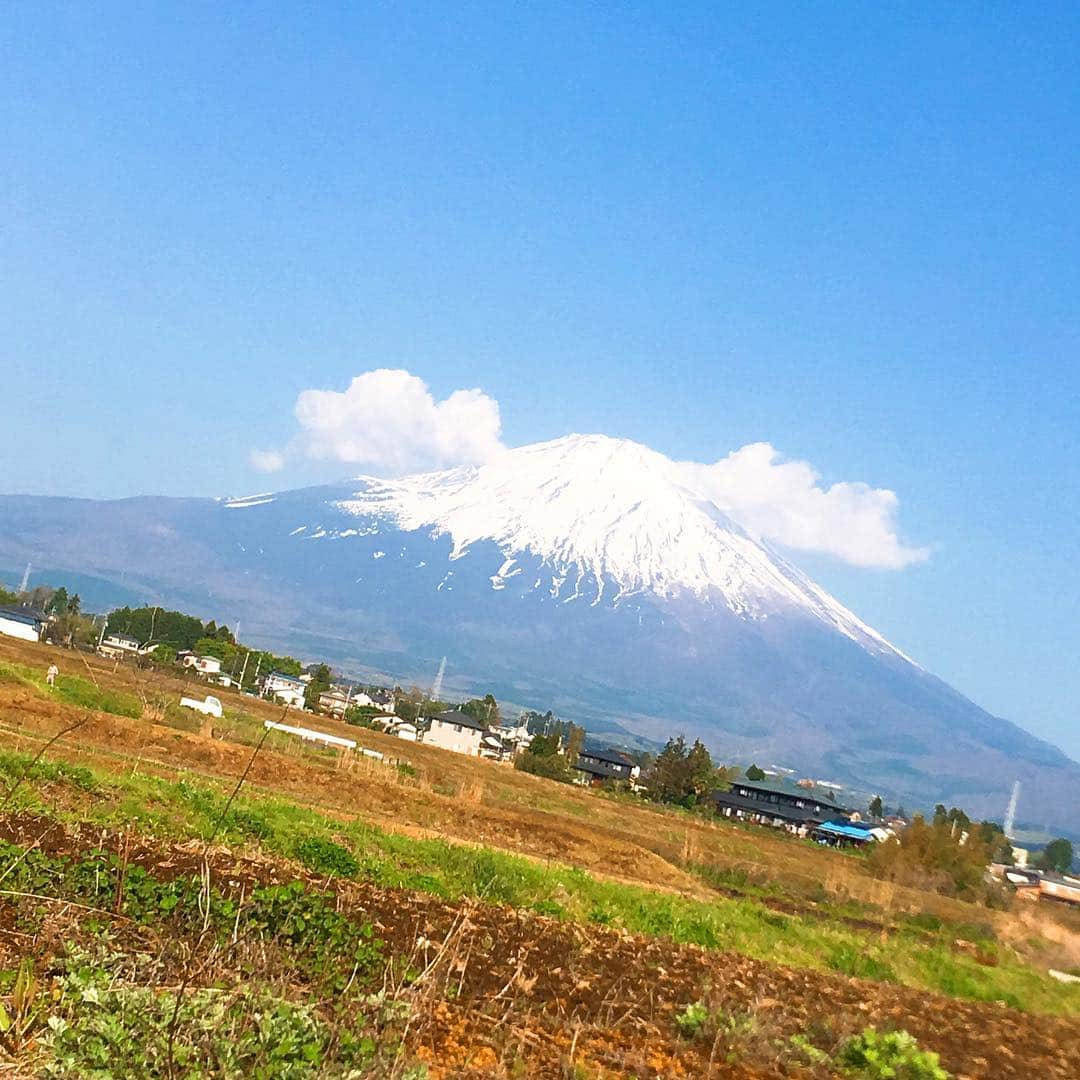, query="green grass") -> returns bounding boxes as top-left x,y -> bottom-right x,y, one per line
0,660 -> 141,719
1,749 -> 1078,1016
